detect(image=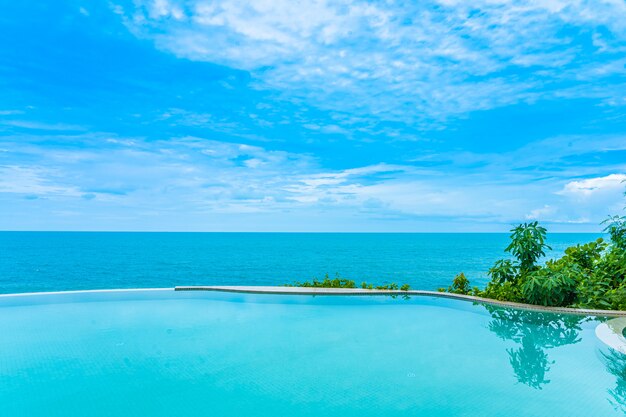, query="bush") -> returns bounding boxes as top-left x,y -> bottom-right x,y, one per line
288,275 -> 411,292
481,281 -> 524,303
375,283 -> 399,290
575,272 -> 614,310
607,285 -> 626,311
448,272 -> 471,295
563,238 -> 606,272
290,273 -> 356,288
577,245 -> 626,310
488,259 -> 518,285
520,261 -> 580,307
